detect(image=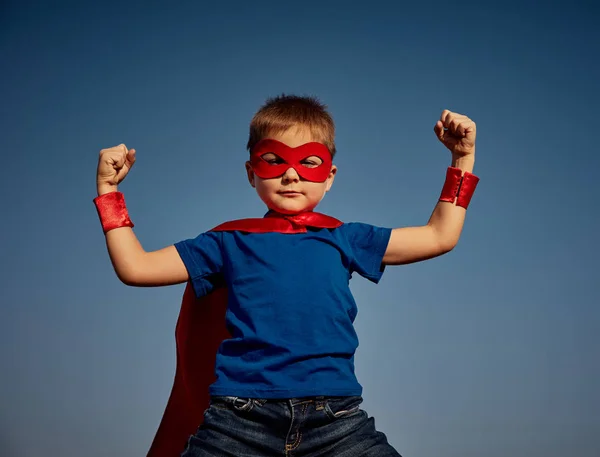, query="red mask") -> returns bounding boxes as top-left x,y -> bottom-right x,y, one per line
250,139 -> 333,183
